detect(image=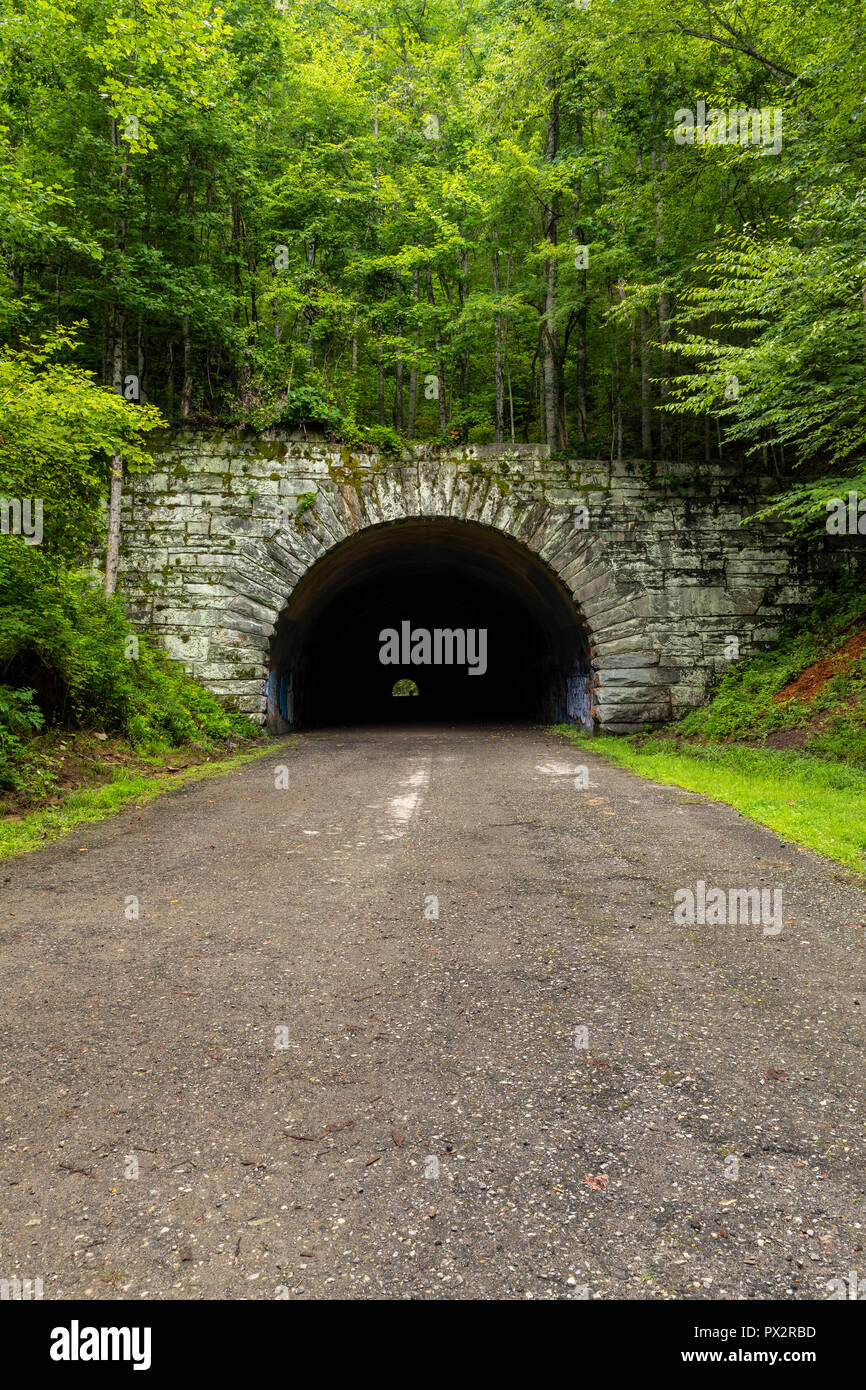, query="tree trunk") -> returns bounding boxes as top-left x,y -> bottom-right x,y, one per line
181,163 -> 195,417
458,246 -> 470,428
165,338 -> 175,416
492,248 -> 505,444
137,321 -> 146,406
232,199 -> 241,327
104,306 -> 125,597
181,313 -> 193,419
305,235 -> 316,367
658,286 -> 672,454
104,110 -> 128,598
427,269 -> 447,433
575,291 -> 588,445
407,268 -> 419,439
610,283 -> 623,463
394,354 -> 404,433
640,307 -> 652,455
505,249 -> 515,444
573,115 -> 587,445
543,80 -> 561,451
651,144 -> 672,455
392,274 -> 403,432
